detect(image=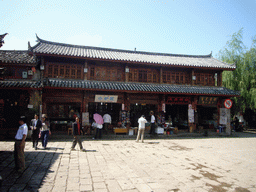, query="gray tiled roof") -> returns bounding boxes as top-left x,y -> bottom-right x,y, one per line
0,50 -> 36,64
0,80 -> 41,88
0,78 -> 240,96
44,79 -> 240,96
31,36 -> 236,70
